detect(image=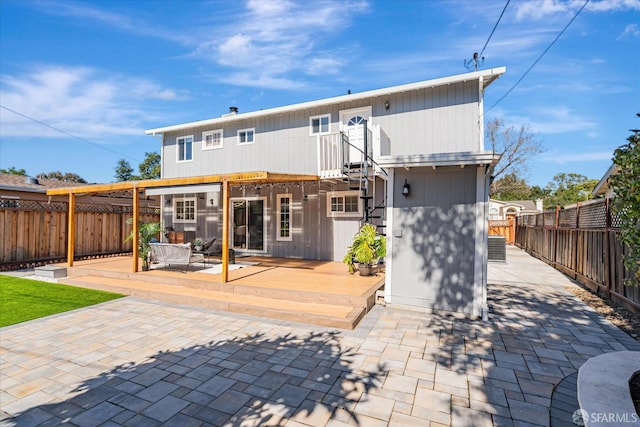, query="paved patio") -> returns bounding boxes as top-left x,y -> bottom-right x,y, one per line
1,246 -> 638,426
